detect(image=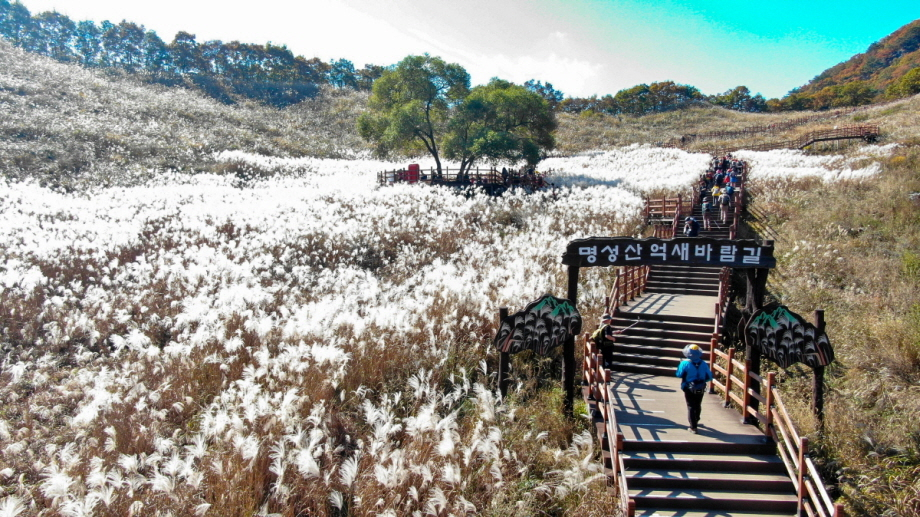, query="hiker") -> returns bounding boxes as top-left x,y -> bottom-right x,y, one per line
590,314 -> 616,348
676,344 -> 713,434
719,189 -> 732,223
702,195 -> 713,230
683,216 -> 700,237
